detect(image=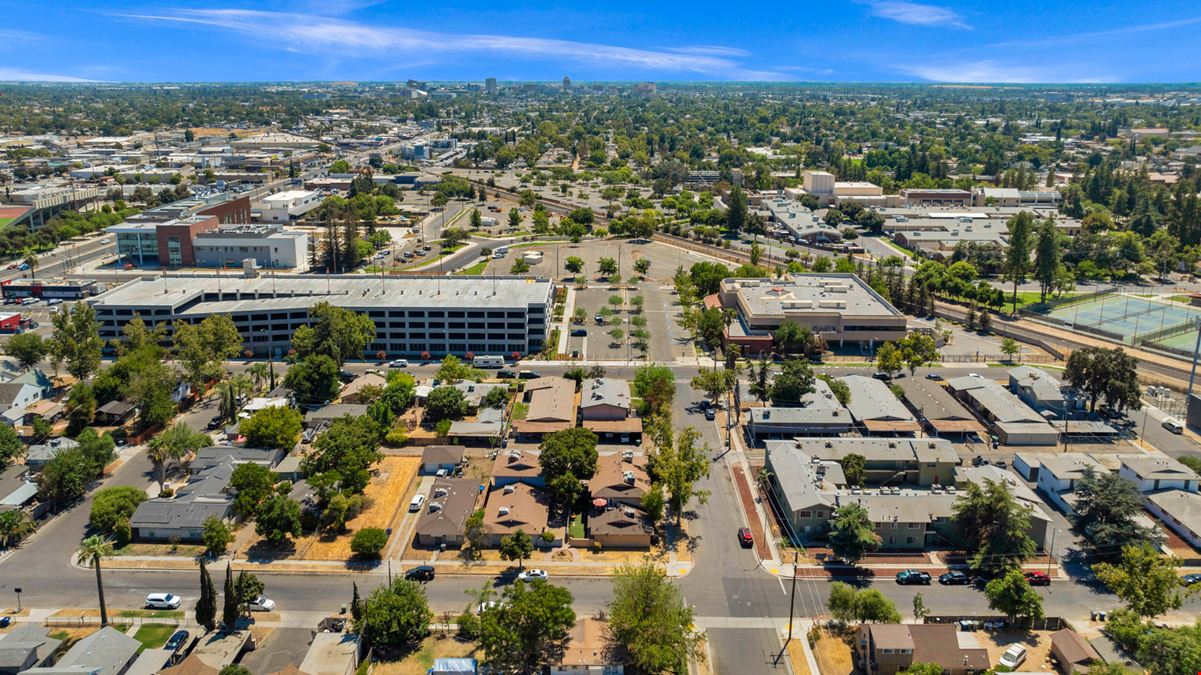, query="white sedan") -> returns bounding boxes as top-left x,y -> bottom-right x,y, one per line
516,569 -> 548,582
246,596 -> 276,612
